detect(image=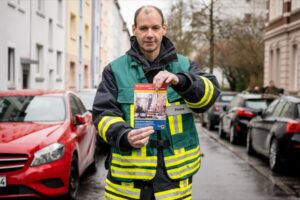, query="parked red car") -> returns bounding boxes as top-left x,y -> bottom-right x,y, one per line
0,90 -> 97,199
